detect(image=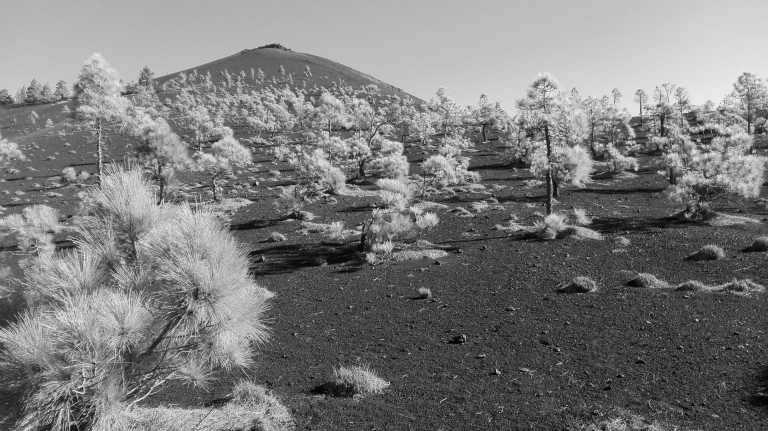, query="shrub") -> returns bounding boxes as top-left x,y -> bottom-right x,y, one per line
0,167 -> 273,430
529,143 -> 593,190
667,131 -> 766,217
291,148 -> 347,195
0,133 -> 25,168
605,144 -> 639,172
366,139 -> 409,179
196,135 -> 252,200
0,204 -> 61,260
62,166 -> 78,182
